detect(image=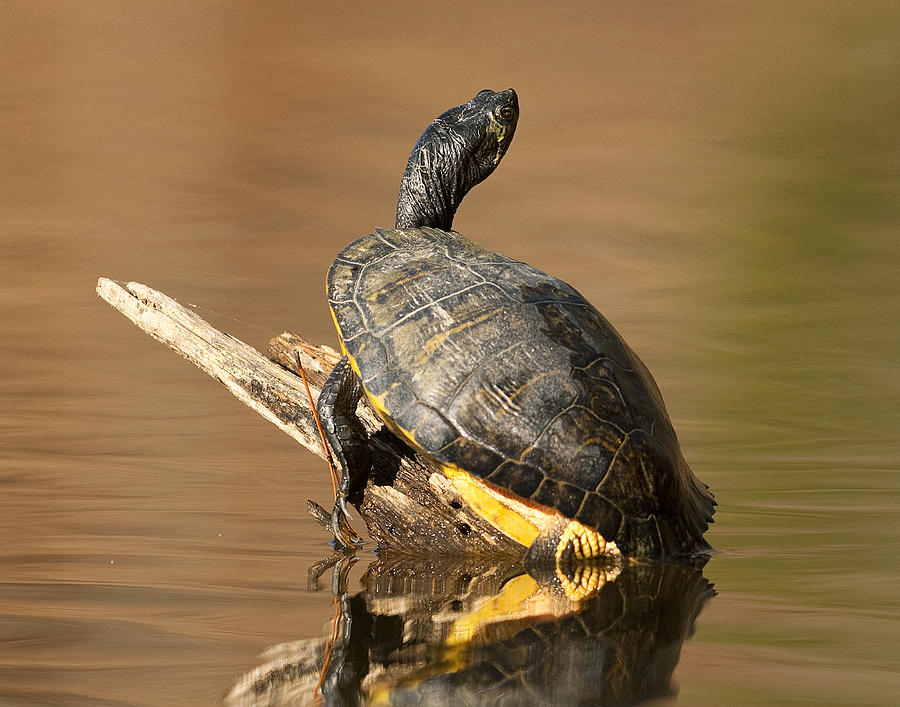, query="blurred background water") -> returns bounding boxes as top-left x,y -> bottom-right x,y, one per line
1,1 -> 898,704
